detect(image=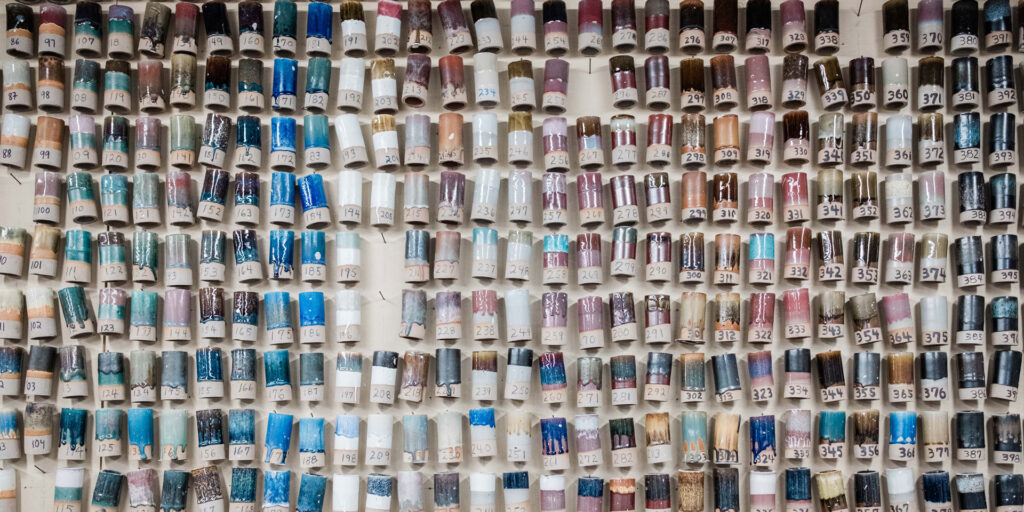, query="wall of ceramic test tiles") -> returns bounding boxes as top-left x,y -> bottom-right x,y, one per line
1,0 -> 1024,510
